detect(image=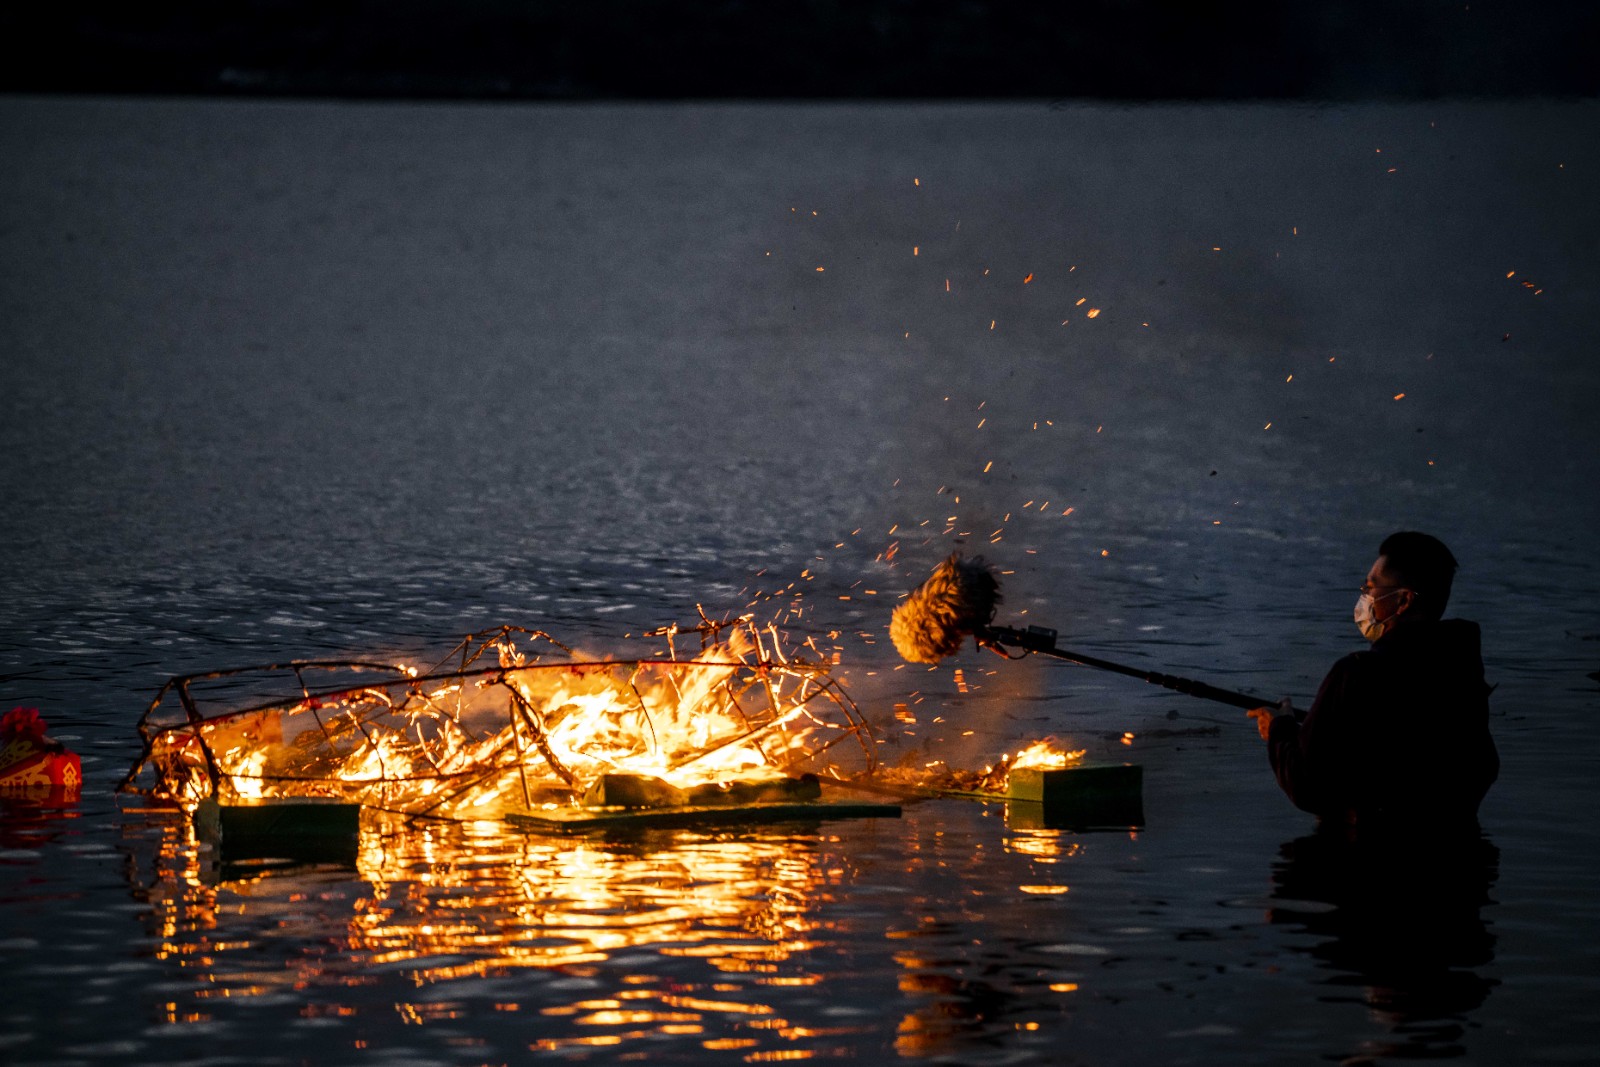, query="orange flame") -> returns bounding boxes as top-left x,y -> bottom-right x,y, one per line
1009,740 -> 1087,771
132,624 -> 872,816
